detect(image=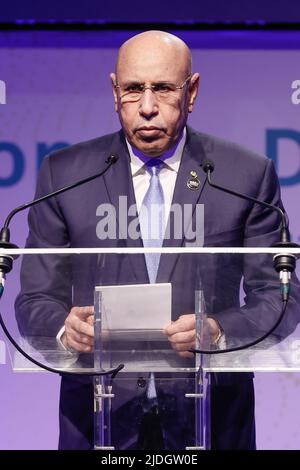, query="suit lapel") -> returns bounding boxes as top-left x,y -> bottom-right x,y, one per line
157,127 -> 208,282
102,131 -> 149,283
